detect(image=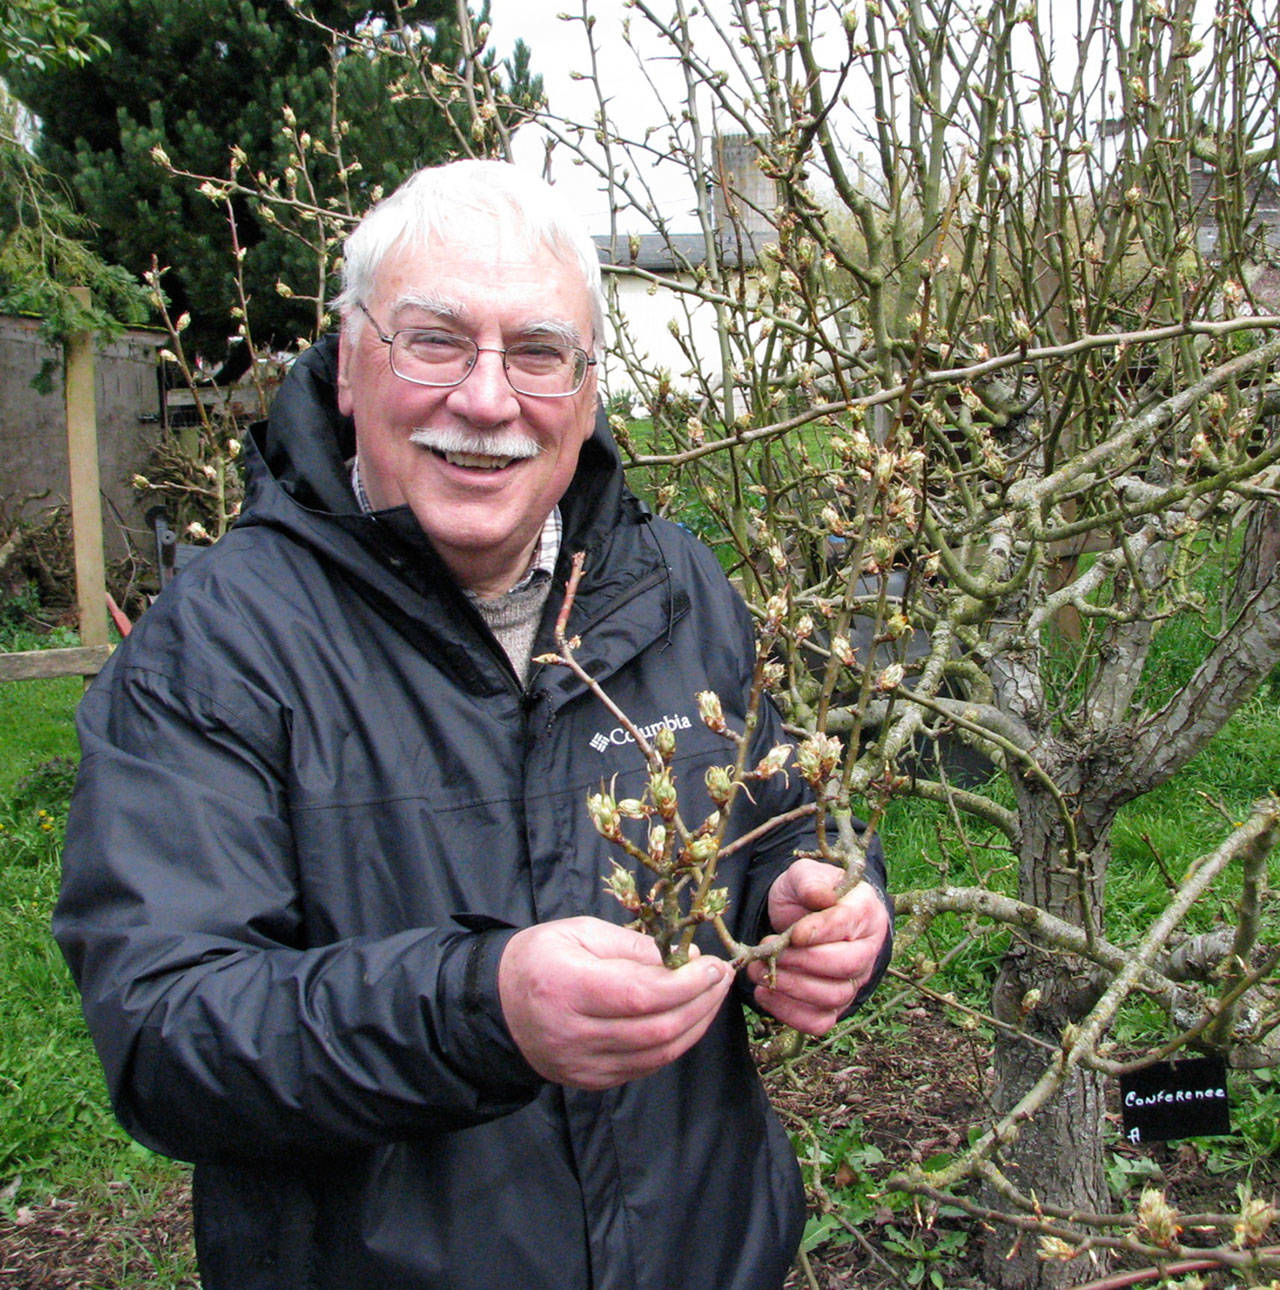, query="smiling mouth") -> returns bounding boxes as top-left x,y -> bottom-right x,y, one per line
410,428 -> 540,472
432,448 -> 518,471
